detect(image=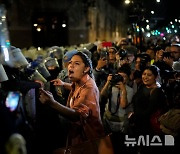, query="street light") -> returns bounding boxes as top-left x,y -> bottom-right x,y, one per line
125,0 -> 131,5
